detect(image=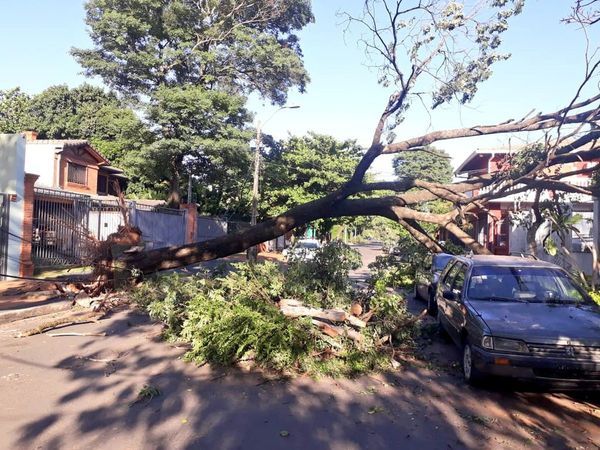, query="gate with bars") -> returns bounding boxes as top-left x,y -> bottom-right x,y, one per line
32,188 -> 92,268
0,194 -> 10,279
